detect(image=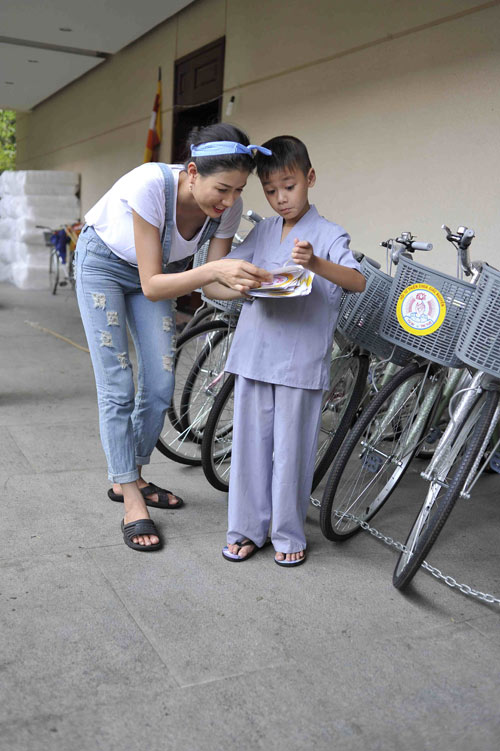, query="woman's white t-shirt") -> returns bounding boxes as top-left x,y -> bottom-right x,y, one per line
84,163 -> 243,266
